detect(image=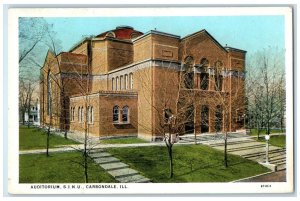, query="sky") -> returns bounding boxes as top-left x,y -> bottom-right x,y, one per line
44,15 -> 285,55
